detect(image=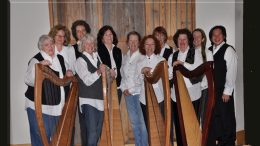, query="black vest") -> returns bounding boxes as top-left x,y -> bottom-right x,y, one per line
162,47 -> 173,61
25,53 -> 68,105
97,43 -> 122,87
209,43 -> 234,91
76,54 -> 103,100
170,48 -> 203,87
72,44 -> 82,59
